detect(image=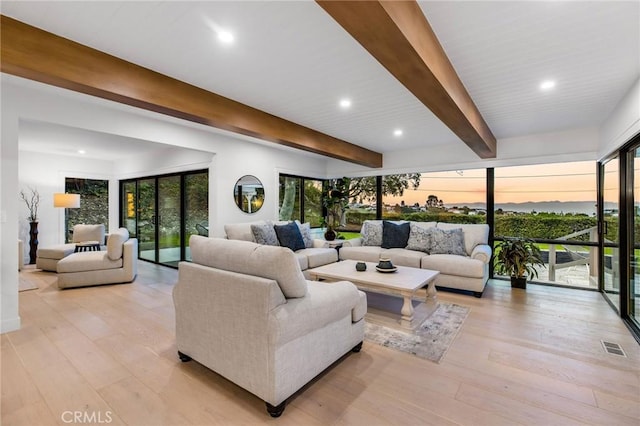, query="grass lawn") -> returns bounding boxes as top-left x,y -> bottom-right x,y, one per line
337,231 -> 361,240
